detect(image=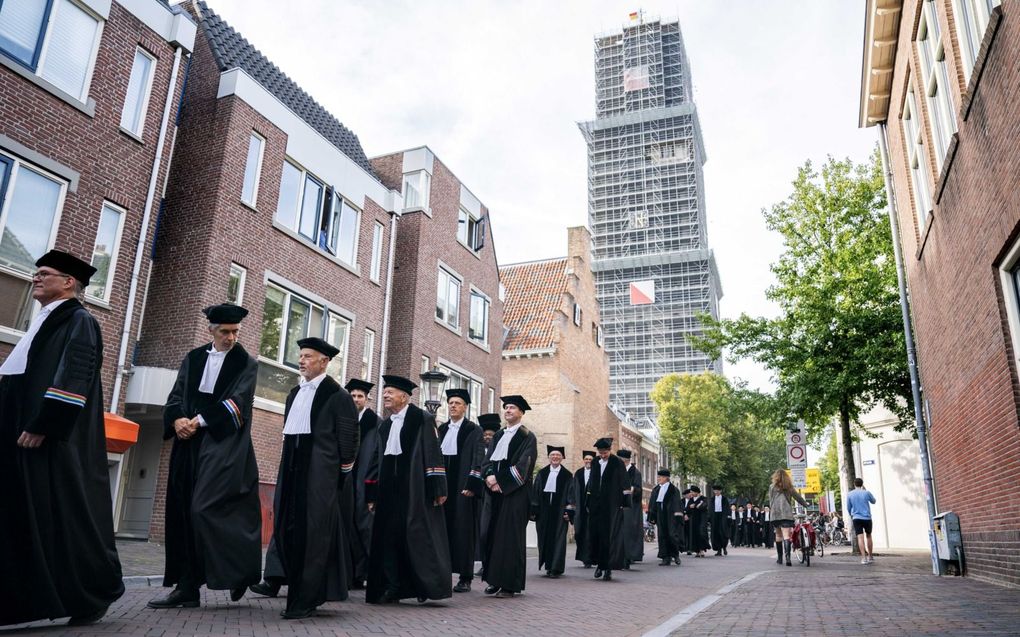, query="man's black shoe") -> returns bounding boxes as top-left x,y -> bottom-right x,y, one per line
686,552 -> 692,556
659,559 -> 670,566
67,606 -> 108,626
375,590 -> 401,604
229,587 -> 246,602
249,580 -> 280,597
147,588 -> 200,609
494,590 -> 516,598
475,567 -> 484,577
714,550 -> 722,556
593,568 -> 603,579
483,585 -> 500,595
417,596 -> 428,604
583,563 -> 593,568
453,580 -> 471,593
602,570 -> 612,581
280,607 -> 315,620
723,547 -> 728,555
549,572 -> 561,579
